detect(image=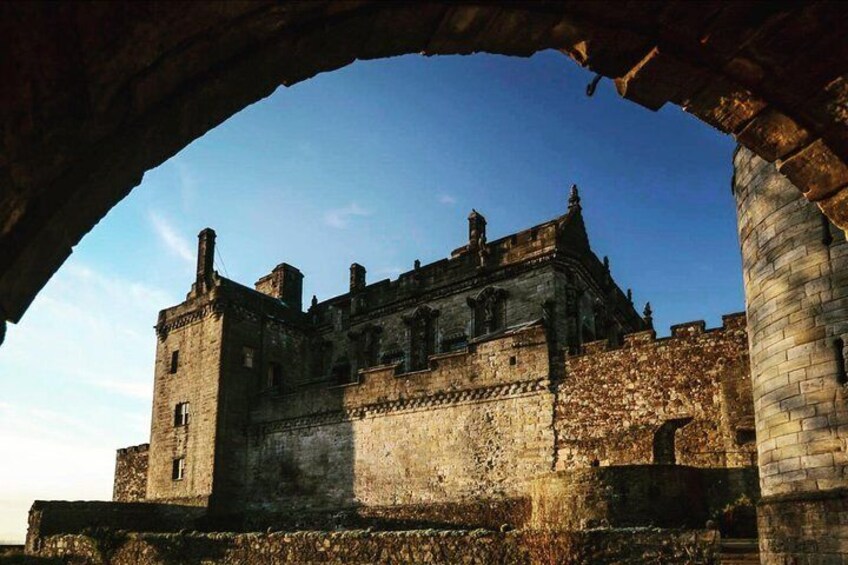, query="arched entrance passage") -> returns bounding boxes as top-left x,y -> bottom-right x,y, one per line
2,2 -> 847,326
